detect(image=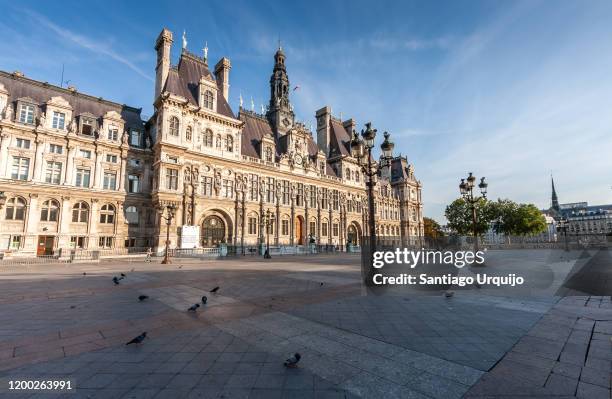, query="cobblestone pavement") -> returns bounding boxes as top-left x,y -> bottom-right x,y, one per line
0,250 -> 609,398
